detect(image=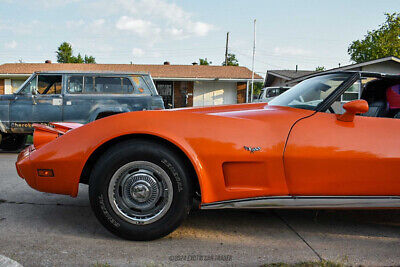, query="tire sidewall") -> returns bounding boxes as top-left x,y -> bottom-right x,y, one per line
89,140 -> 192,240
